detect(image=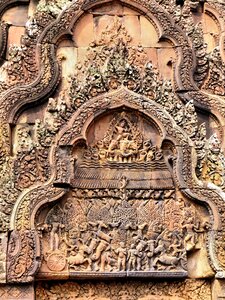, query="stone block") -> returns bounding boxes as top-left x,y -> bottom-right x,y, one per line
57,39 -> 74,48
145,48 -> 158,67
122,15 -> 141,45
91,1 -> 123,15
203,13 -> 219,35
17,103 -> 47,124
123,6 -> 141,15
157,47 -> 176,80
140,16 -> 158,47
2,5 -> 28,26
187,245 -> 214,278
94,15 -> 116,42
157,39 -> 174,48
204,33 -> 217,53
57,47 -> 77,87
77,47 -> 88,64
28,0 -> 38,17
7,26 -> 25,49
73,14 -> 95,47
